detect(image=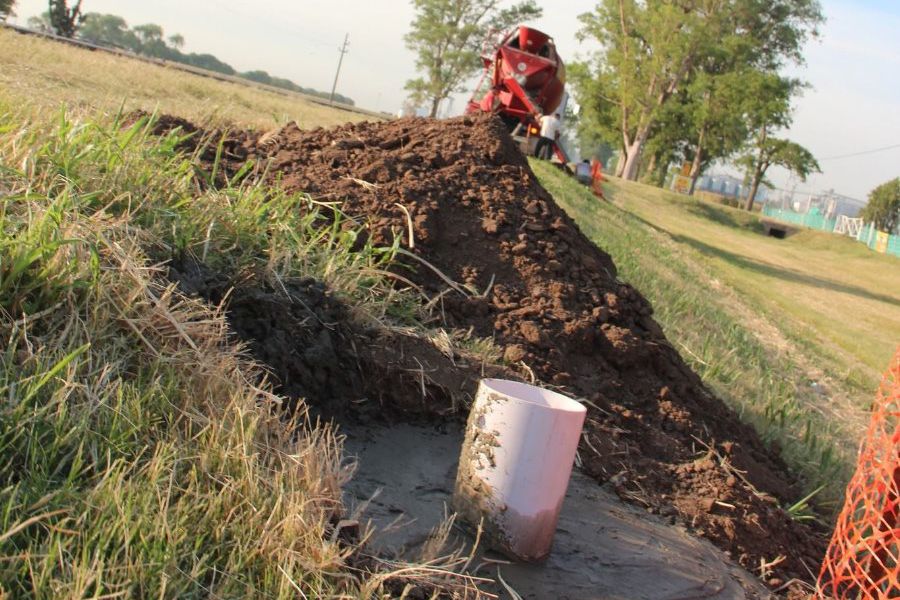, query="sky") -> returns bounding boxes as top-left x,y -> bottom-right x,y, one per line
10,0 -> 900,200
